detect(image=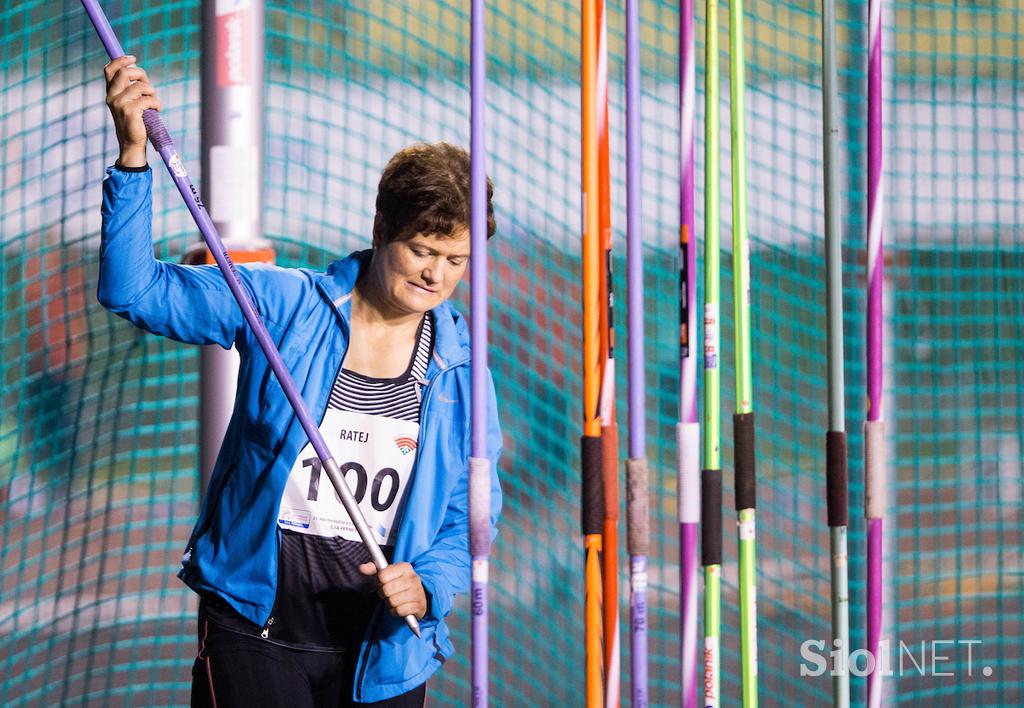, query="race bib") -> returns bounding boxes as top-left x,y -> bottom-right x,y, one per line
277,409 -> 419,545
